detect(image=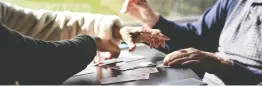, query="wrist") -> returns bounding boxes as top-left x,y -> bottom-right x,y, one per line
93,37 -> 103,51
148,12 -> 160,28
215,59 -> 234,78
